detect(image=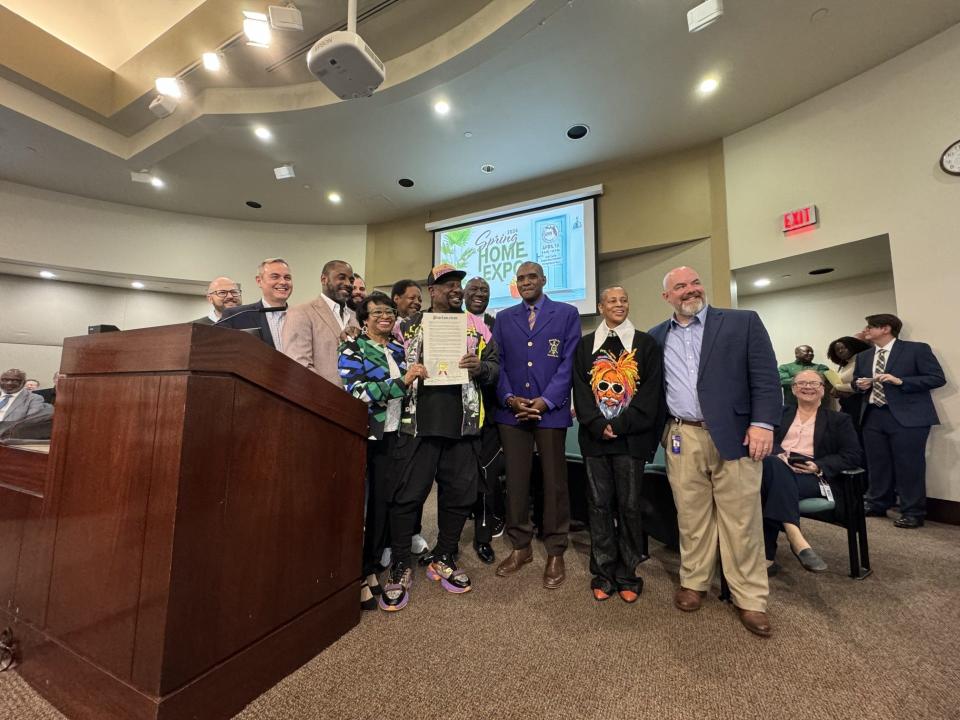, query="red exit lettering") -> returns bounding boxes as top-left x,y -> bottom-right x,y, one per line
781,205 -> 818,233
